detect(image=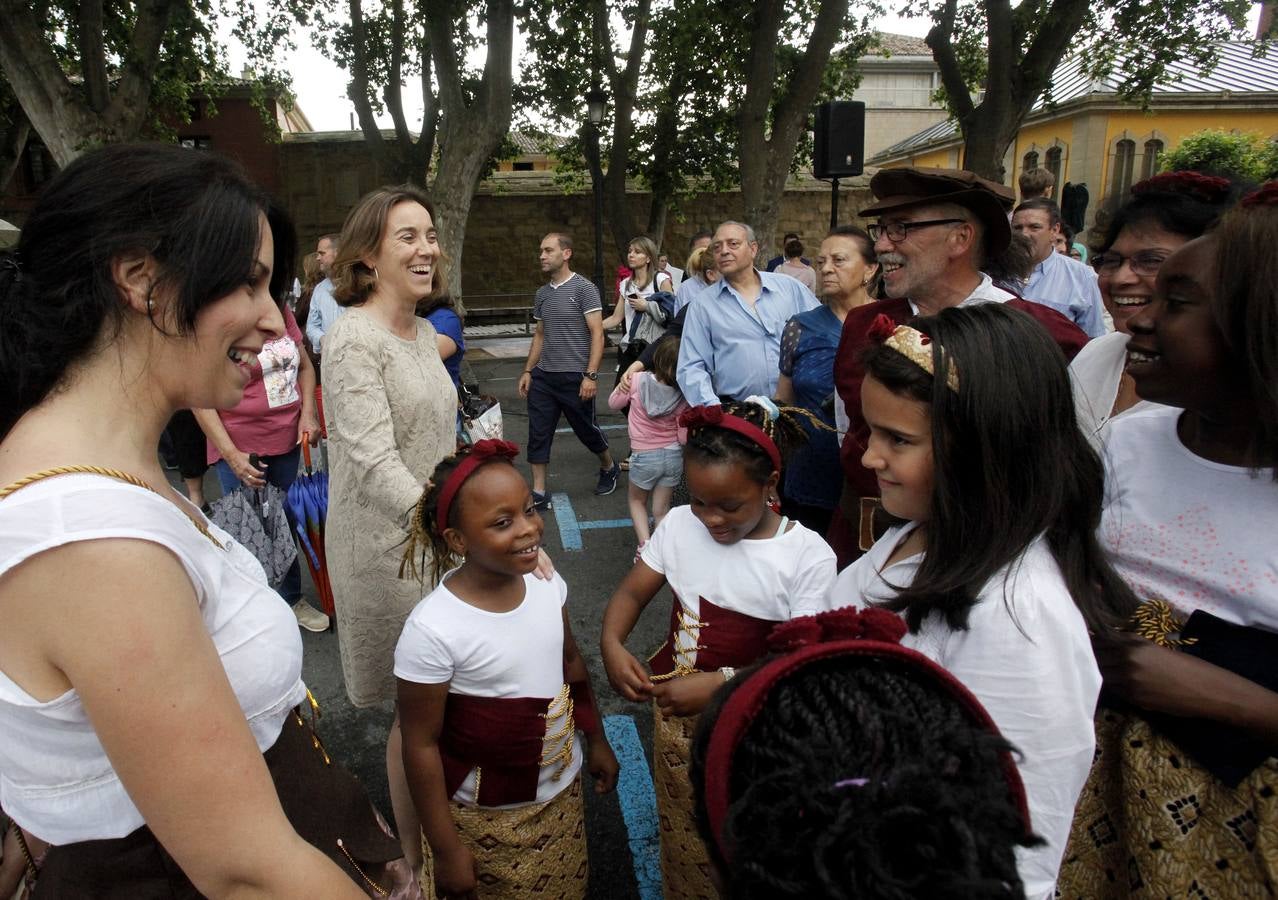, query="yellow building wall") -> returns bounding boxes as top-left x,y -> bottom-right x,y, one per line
1092,109 -> 1278,206
888,146 -> 957,169
1012,118 -> 1079,190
